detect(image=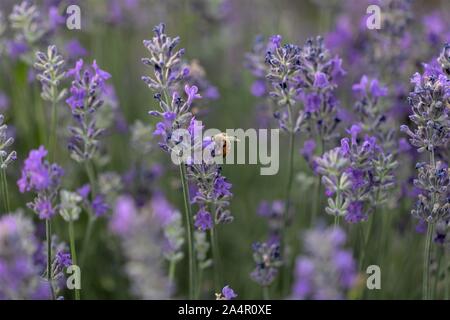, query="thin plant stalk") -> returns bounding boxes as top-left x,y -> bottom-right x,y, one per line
263,286 -> 270,300
49,99 -> 58,162
310,137 -> 324,226
168,260 -> 176,288
80,160 -> 97,267
197,265 -> 203,298
210,223 -> 222,292
34,86 -> 47,146
68,220 -> 80,300
80,214 -> 96,267
423,148 -> 436,300
423,222 -> 433,300
0,166 -> 10,213
0,170 -> 5,213
179,164 -> 196,300
360,209 -> 376,269
433,247 -> 442,299
334,215 -> 340,228
46,219 -> 55,300
281,125 -> 295,295
445,250 -> 449,300
283,104 -> 296,238
283,131 -> 295,228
